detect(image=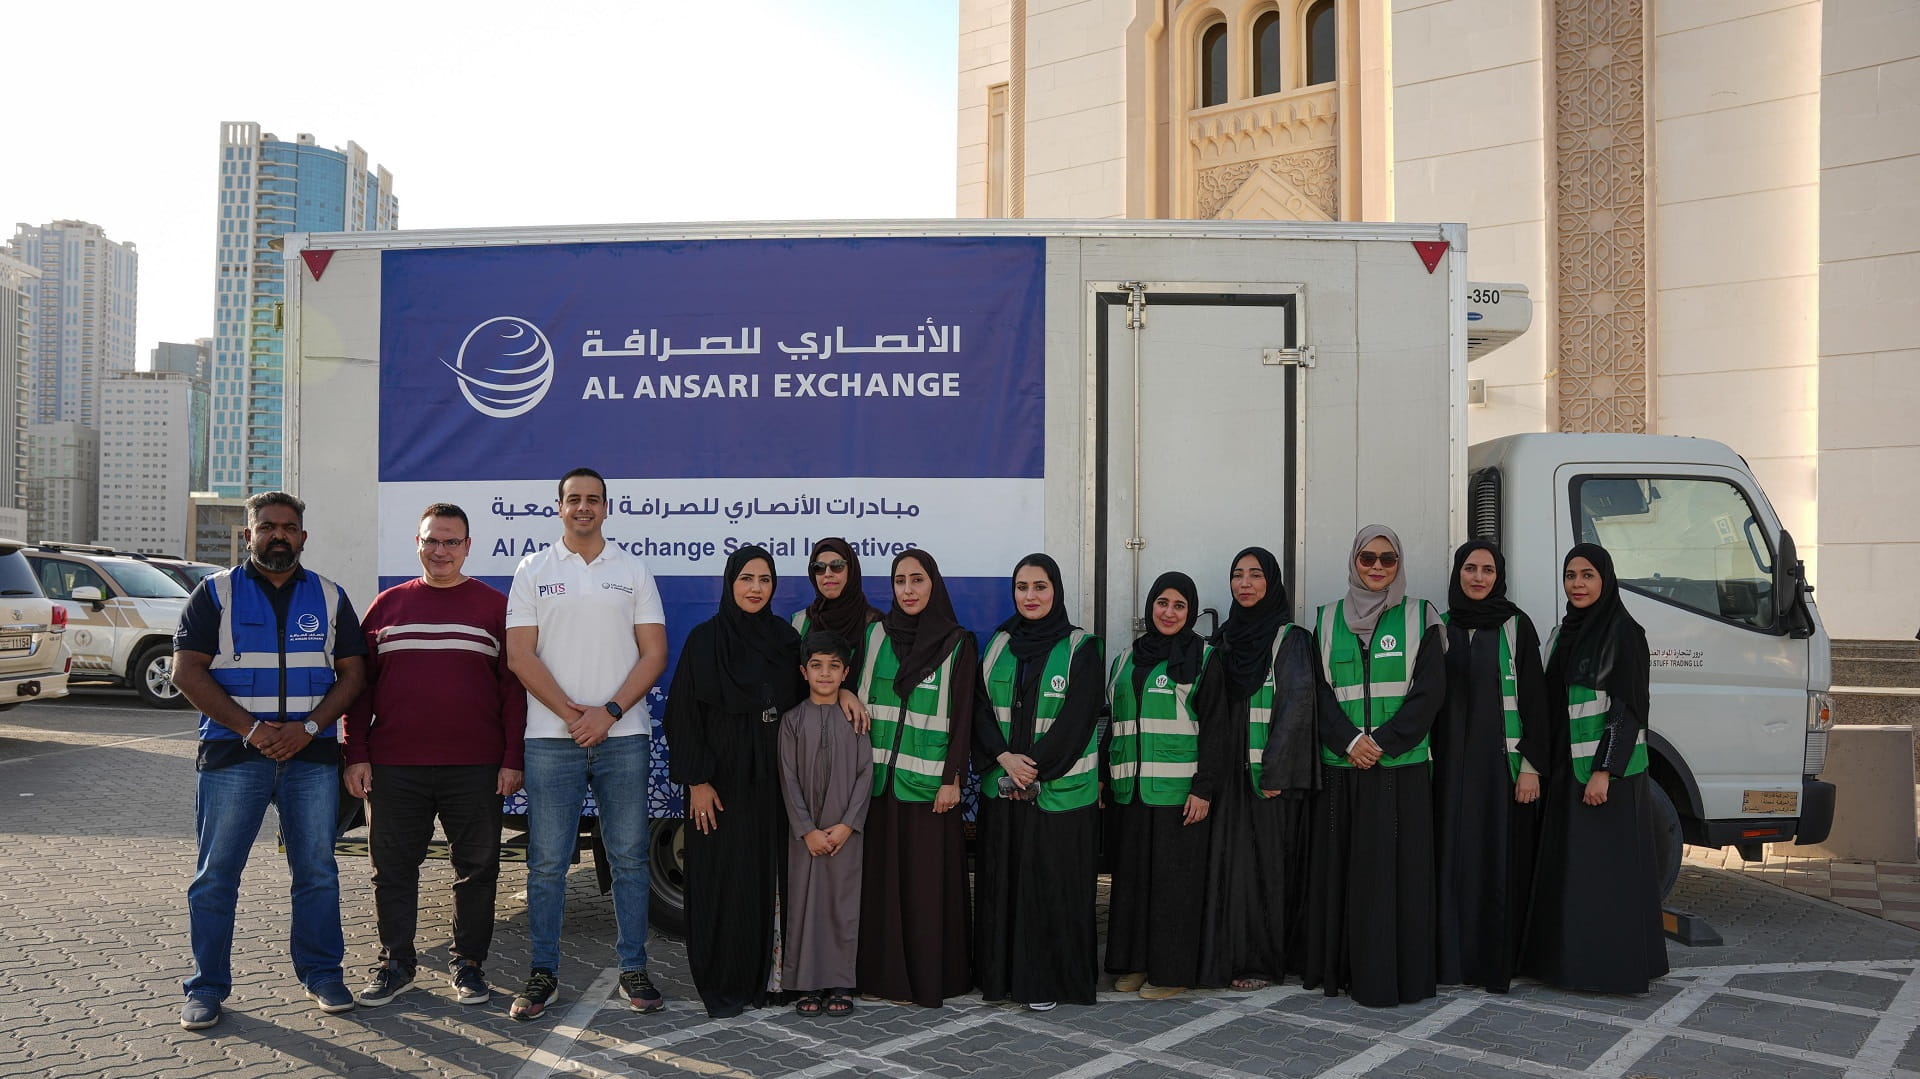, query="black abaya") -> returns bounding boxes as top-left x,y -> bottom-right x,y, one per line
1302,621 -> 1446,1008
974,643 -> 1104,1006
1433,615 -> 1549,993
